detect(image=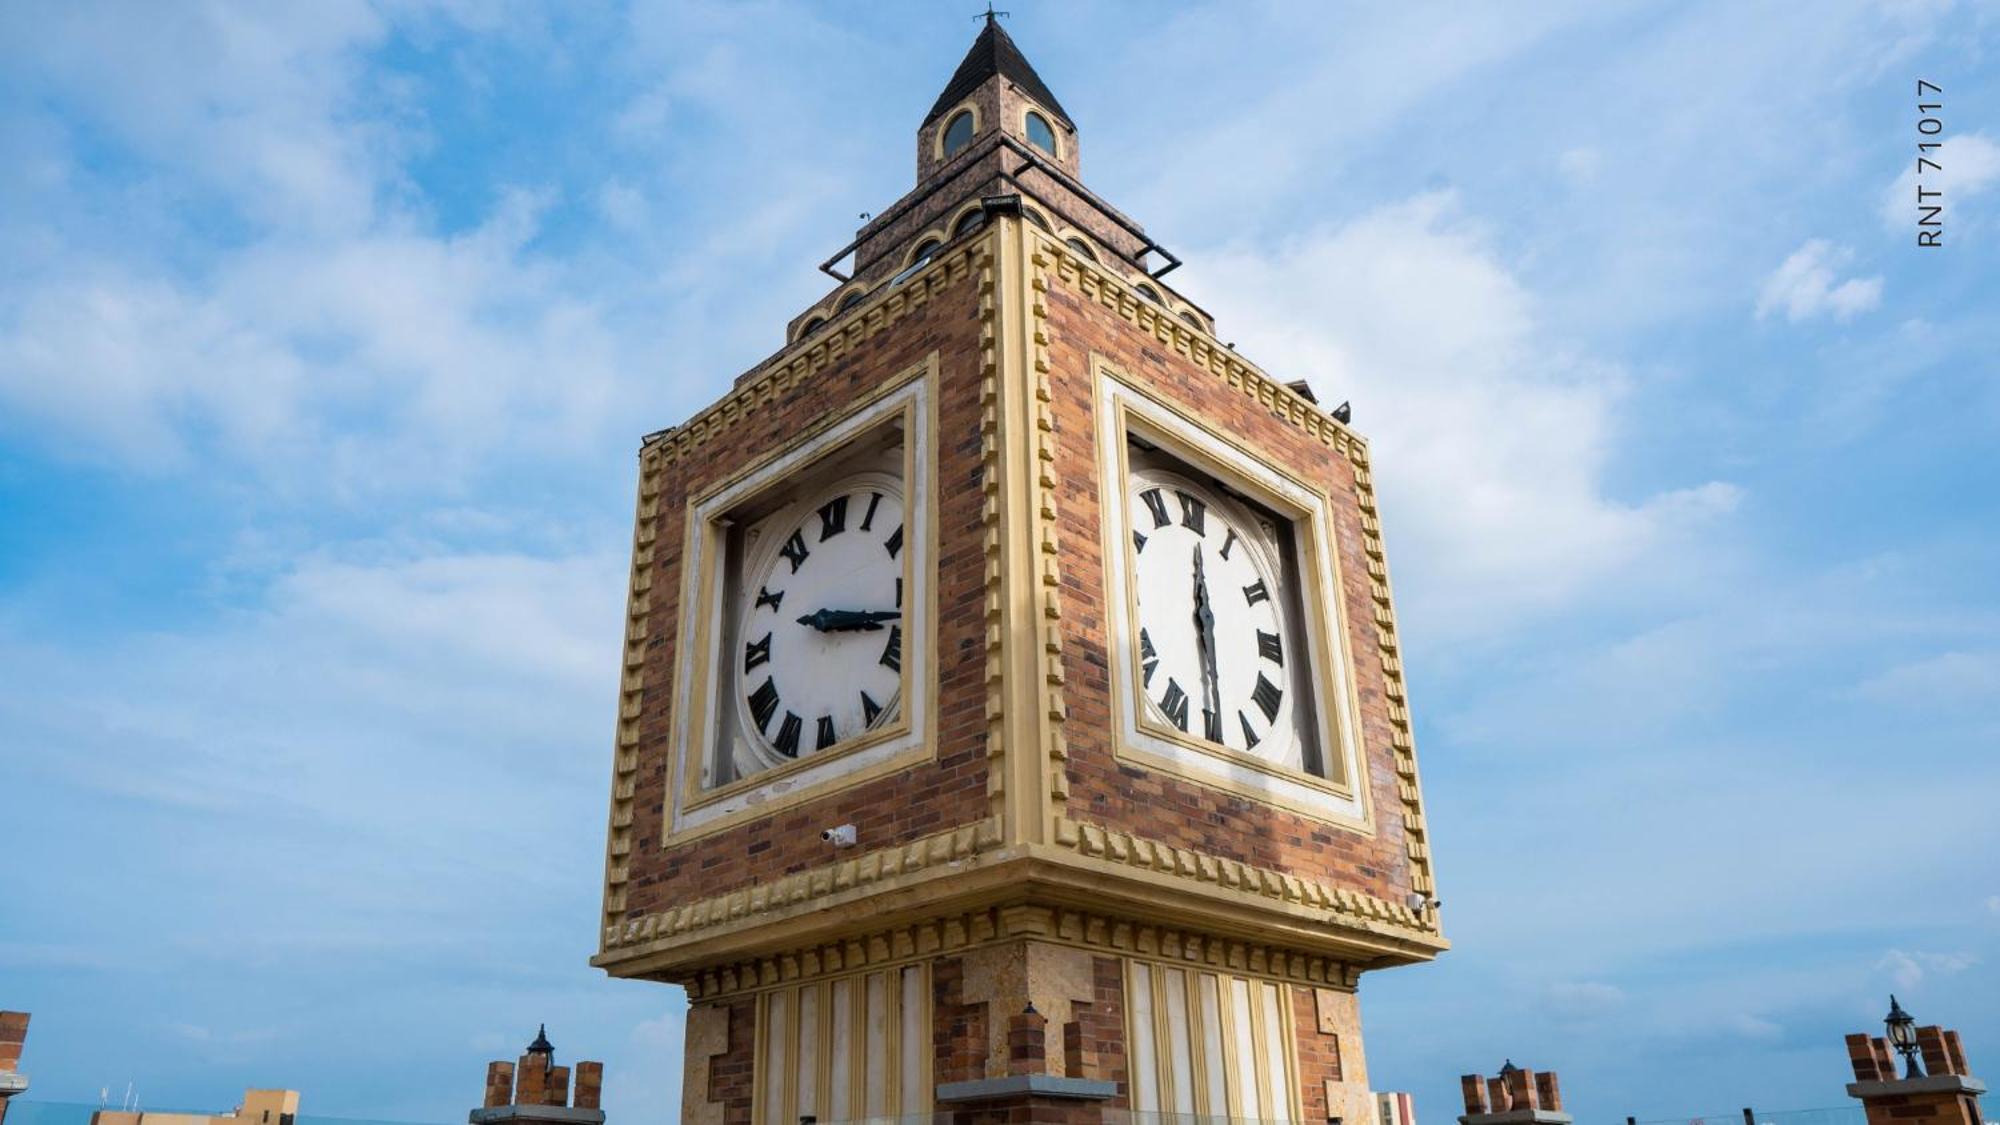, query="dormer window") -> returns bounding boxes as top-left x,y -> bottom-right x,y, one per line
1025,111 -> 1057,156
942,110 -> 975,157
